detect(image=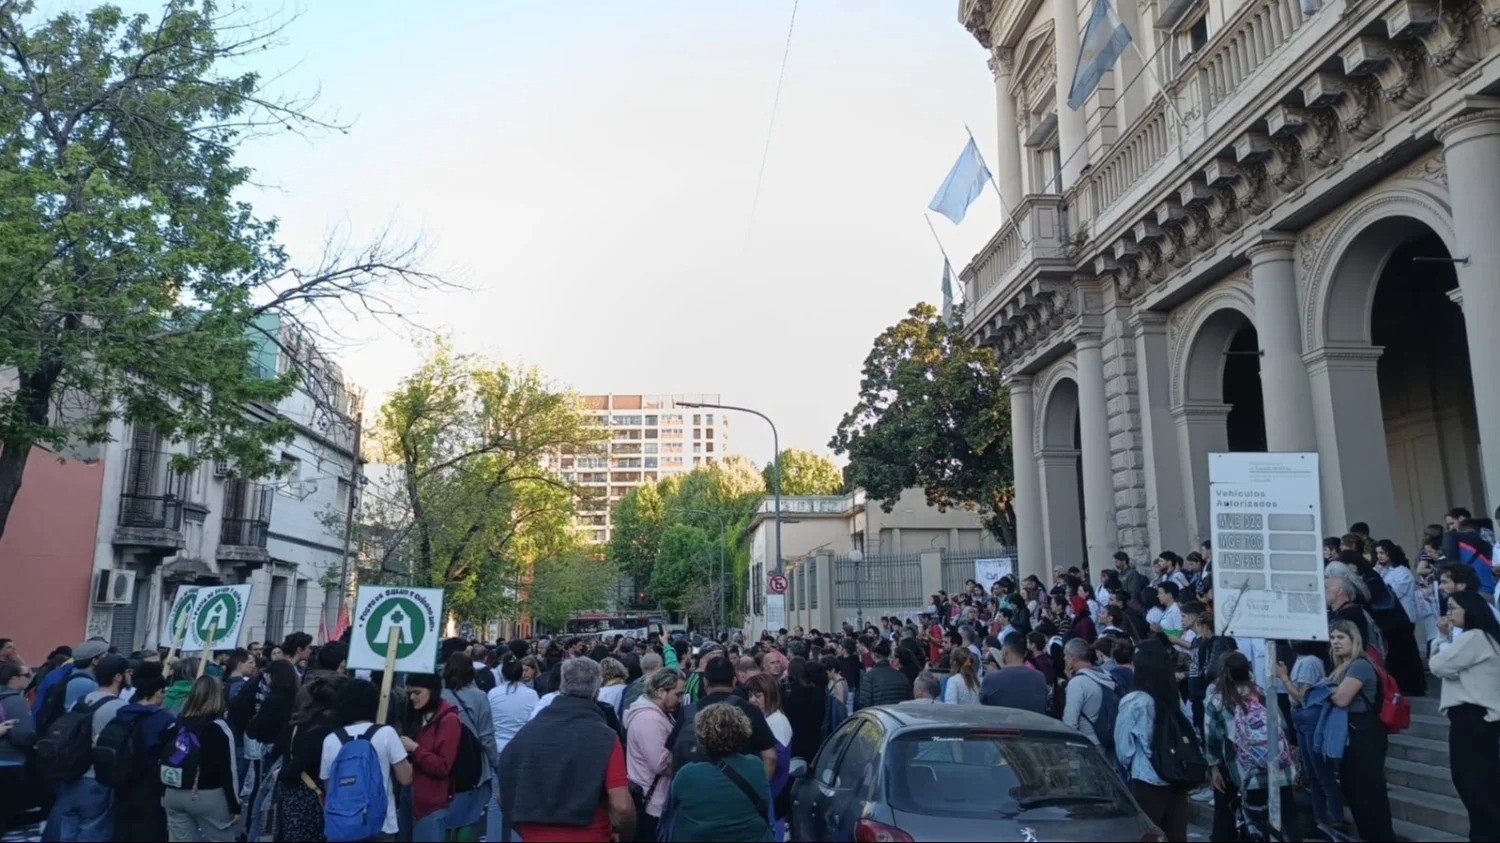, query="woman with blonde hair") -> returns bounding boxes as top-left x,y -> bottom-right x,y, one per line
1328,619 -> 1394,841
943,646 -> 982,704
597,657 -> 630,720
161,677 -> 241,842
